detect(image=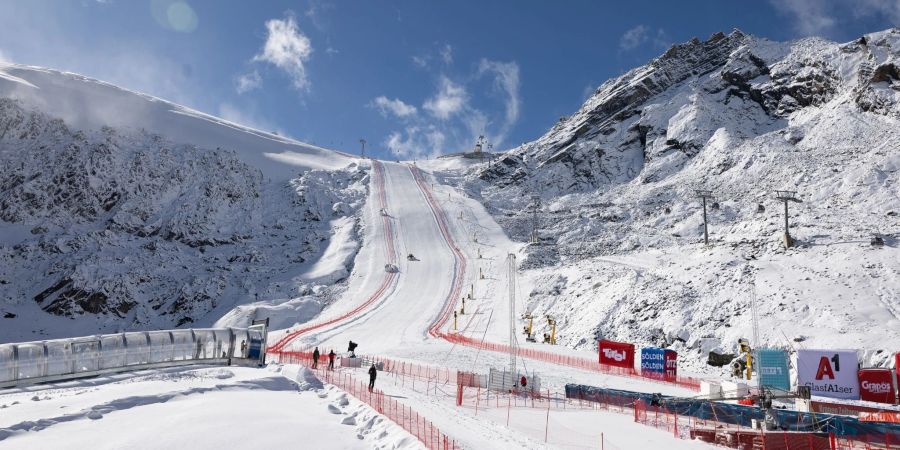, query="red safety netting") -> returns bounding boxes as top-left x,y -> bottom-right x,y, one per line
439,331 -> 702,391
272,352 -> 458,450
832,432 -> 899,449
